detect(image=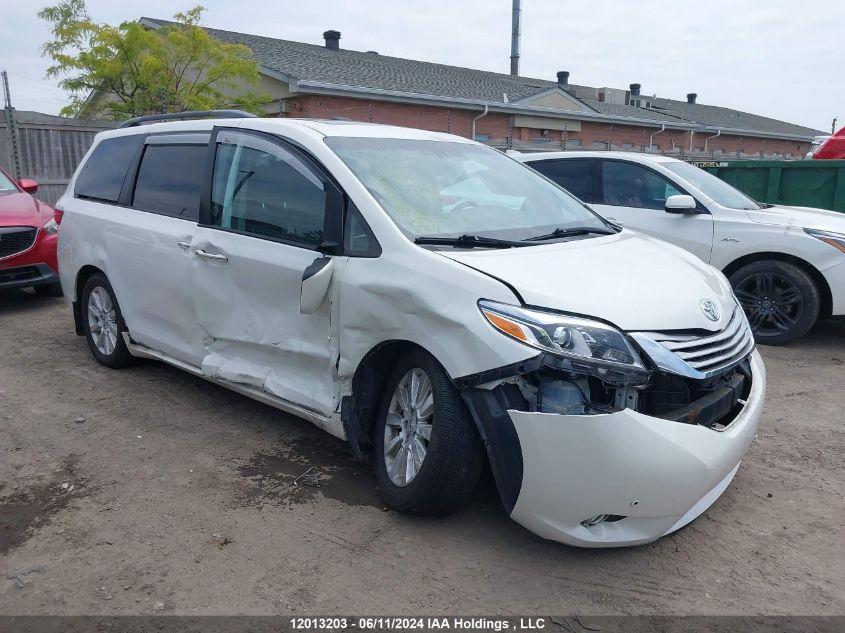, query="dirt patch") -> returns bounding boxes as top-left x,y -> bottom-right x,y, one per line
0,458 -> 87,555
237,435 -> 382,508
